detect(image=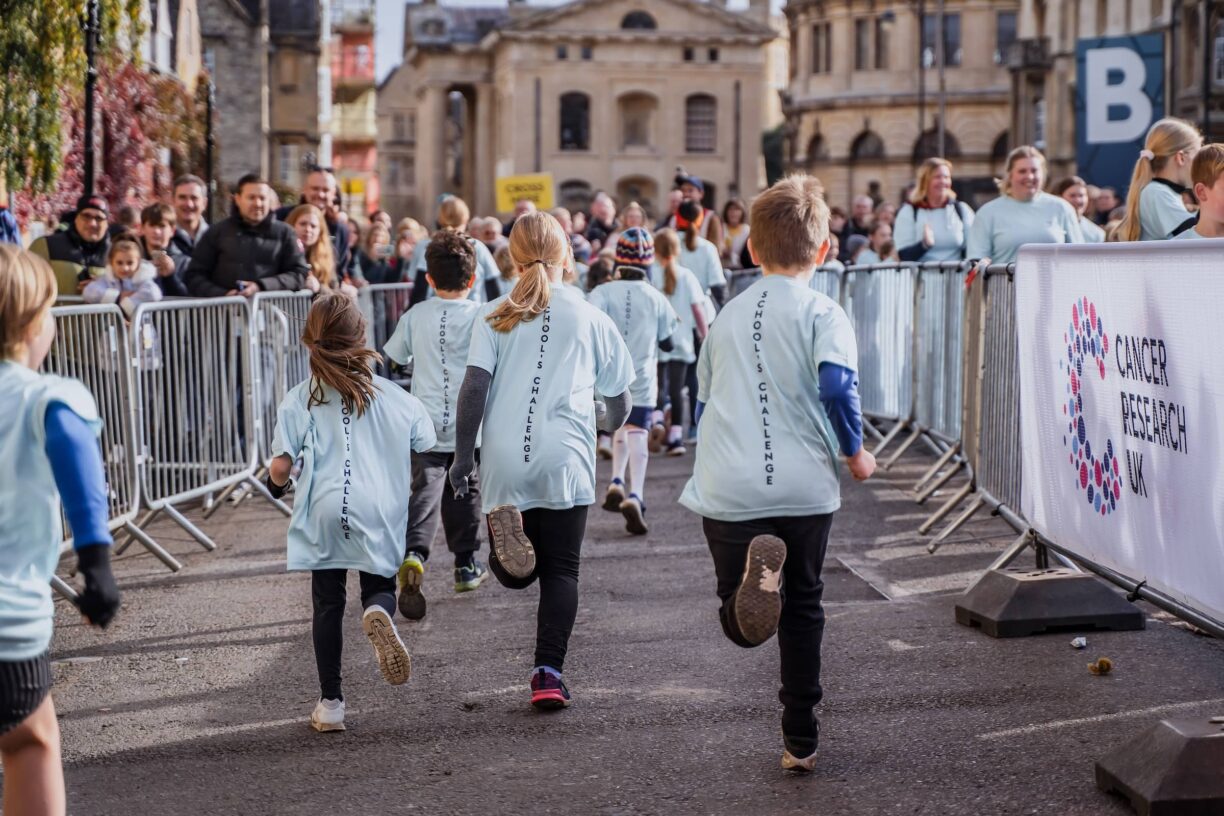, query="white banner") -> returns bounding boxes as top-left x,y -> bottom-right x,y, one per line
1015,242 -> 1224,627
